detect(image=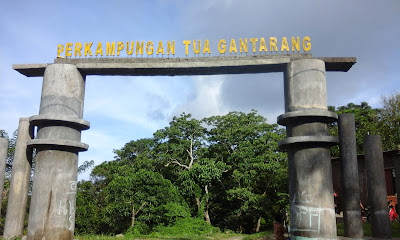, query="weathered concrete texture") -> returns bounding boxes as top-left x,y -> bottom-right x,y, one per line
27,64 -> 87,240
284,59 -> 327,112
394,155 -> 400,211
4,118 -> 33,238
280,59 -> 337,239
0,137 -> 9,214
13,54 -> 356,77
364,135 -> 391,239
338,114 -> 363,238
